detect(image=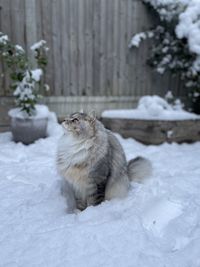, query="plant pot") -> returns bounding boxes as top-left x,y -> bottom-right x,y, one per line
10,116 -> 48,145
8,105 -> 49,145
